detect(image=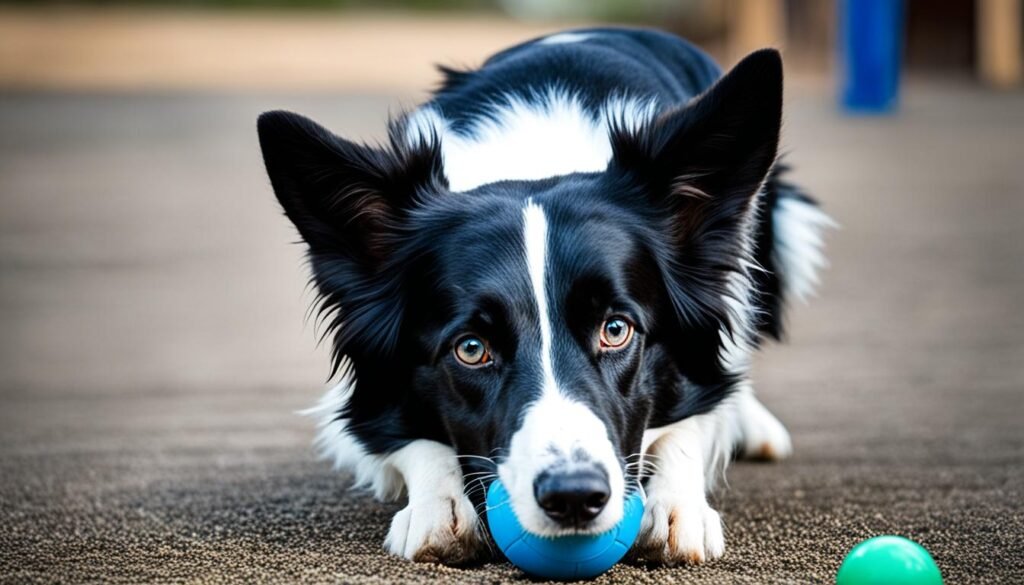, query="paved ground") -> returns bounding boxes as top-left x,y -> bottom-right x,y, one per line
1,83 -> 1023,584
